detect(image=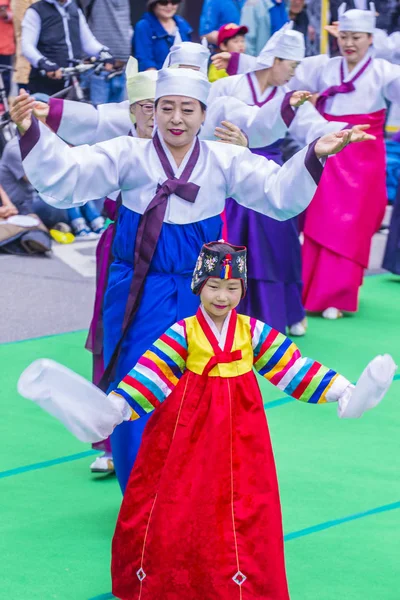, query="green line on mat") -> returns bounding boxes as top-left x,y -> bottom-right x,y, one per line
284,500 -> 400,541
0,450 -> 99,479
